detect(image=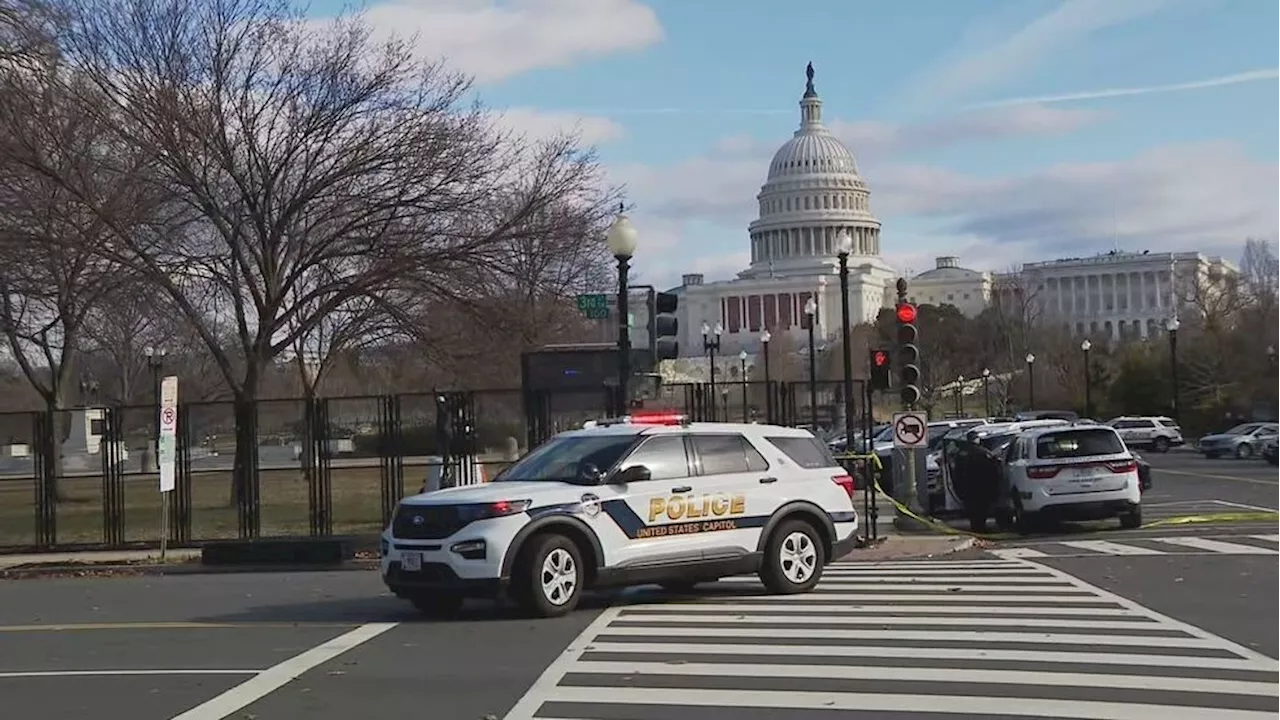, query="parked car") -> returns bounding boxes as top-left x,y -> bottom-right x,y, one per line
1197,423 -> 1279,459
